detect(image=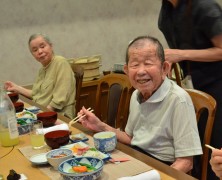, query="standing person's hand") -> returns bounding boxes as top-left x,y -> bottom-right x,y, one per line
210,149 -> 222,179
78,107 -> 105,132
164,49 -> 183,63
